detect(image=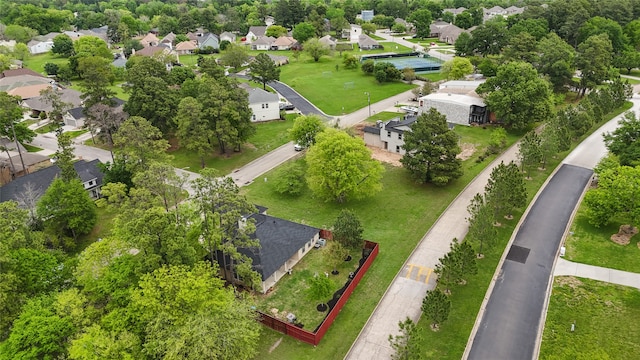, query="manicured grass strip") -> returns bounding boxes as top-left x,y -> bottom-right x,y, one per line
565,208 -> 640,273
414,101 -> 634,359
167,115 -> 297,174
66,129 -> 88,139
23,144 -> 43,152
540,277 -> 640,359
280,54 -> 415,116
244,126 -> 519,359
35,122 -> 59,134
363,111 -> 405,123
